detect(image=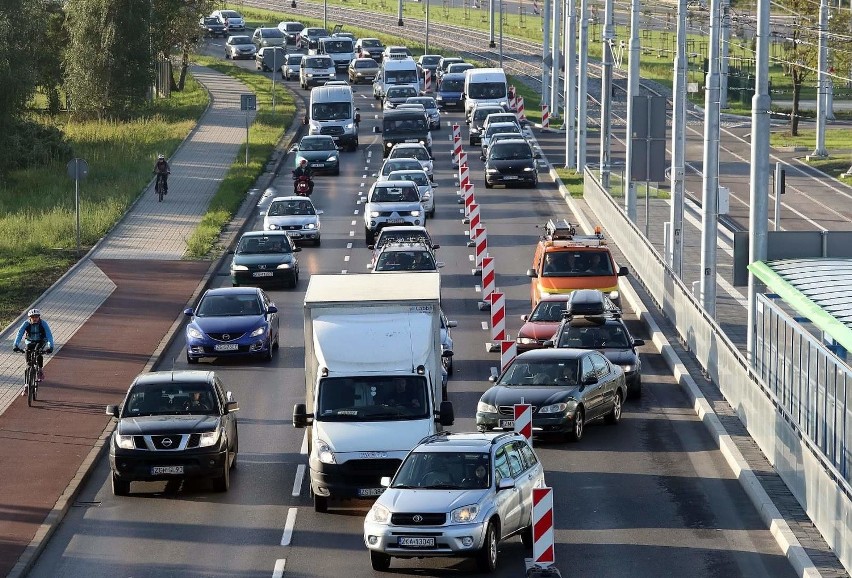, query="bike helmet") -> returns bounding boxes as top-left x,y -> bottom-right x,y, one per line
158,154 -> 165,160
27,308 -> 41,317
300,158 -> 308,166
